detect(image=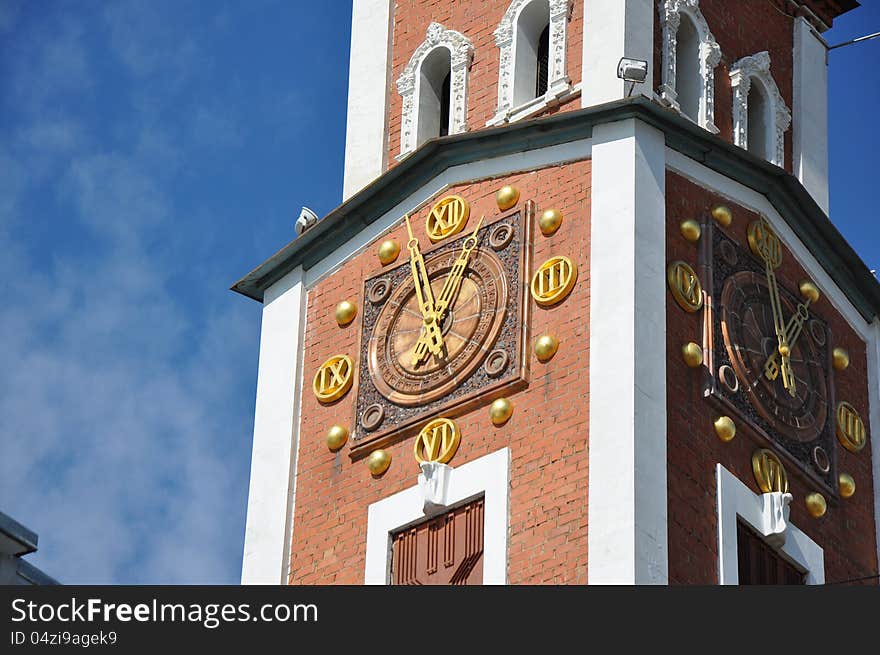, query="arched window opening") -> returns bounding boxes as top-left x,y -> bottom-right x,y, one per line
417,47 -> 452,146
658,0 -> 721,133
396,22 -> 473,159
535,24 -> 549,98
747,79 -> 769,161
491,0 -> 572,126
729,51 -> 790,167
513,0 -> 550,107
675,14 -> 700,122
